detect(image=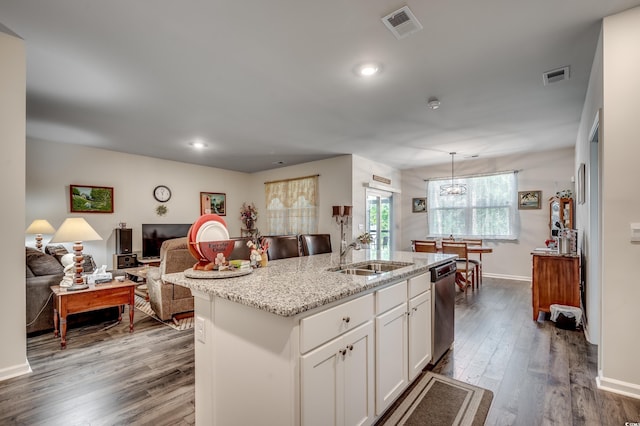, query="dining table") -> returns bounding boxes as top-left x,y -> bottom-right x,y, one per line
435,242 -> 493,290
